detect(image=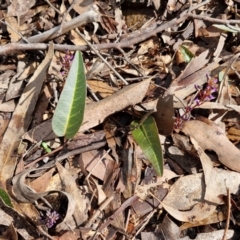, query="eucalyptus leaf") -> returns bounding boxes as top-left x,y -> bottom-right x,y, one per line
52,51 -> 86,138
131,115 -> 163,176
